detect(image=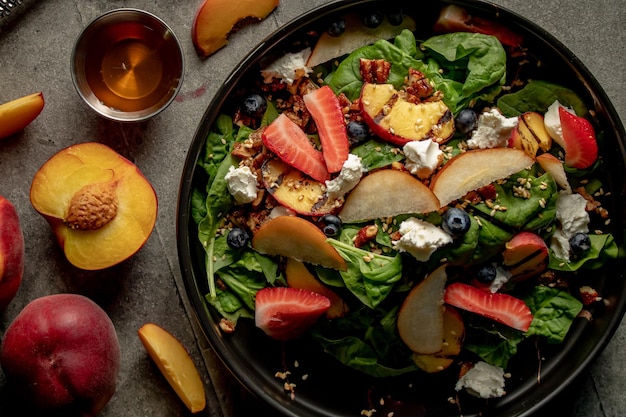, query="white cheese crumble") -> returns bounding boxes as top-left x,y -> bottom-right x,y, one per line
455,361 -> 506,399
261,48 -> 312,85
325,154 -> 365,199
402,139 -> 443,179
224,165 -> 258,204
467,108 -> 518,149
392,217 -> 452,261
544,100 -> 576,148
488,264 -> 513,293
550,192 -> 590,262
